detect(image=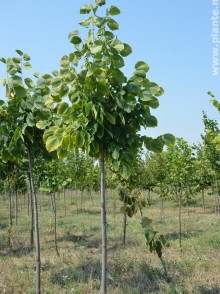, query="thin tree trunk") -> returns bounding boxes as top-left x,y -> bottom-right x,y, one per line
80,189 -> 84,211
7,176 -> 12,248
160,197 -> 164,220
122,213 -> 127,245
75,187 -> 79,214
147,189 -> 151,205
214,173 -> 220,216
113,190 -> 116,218
29,175 -> 34,249
100,149 -> 107,294
15,183 -> 18,226
8,176 -> 13,228
27,191 -> 30,216
50,192 -> 59,256
178,191 -> 182,253
202,188 -> 205,210
63,187 -> 66,216
27,146 -> 41,294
